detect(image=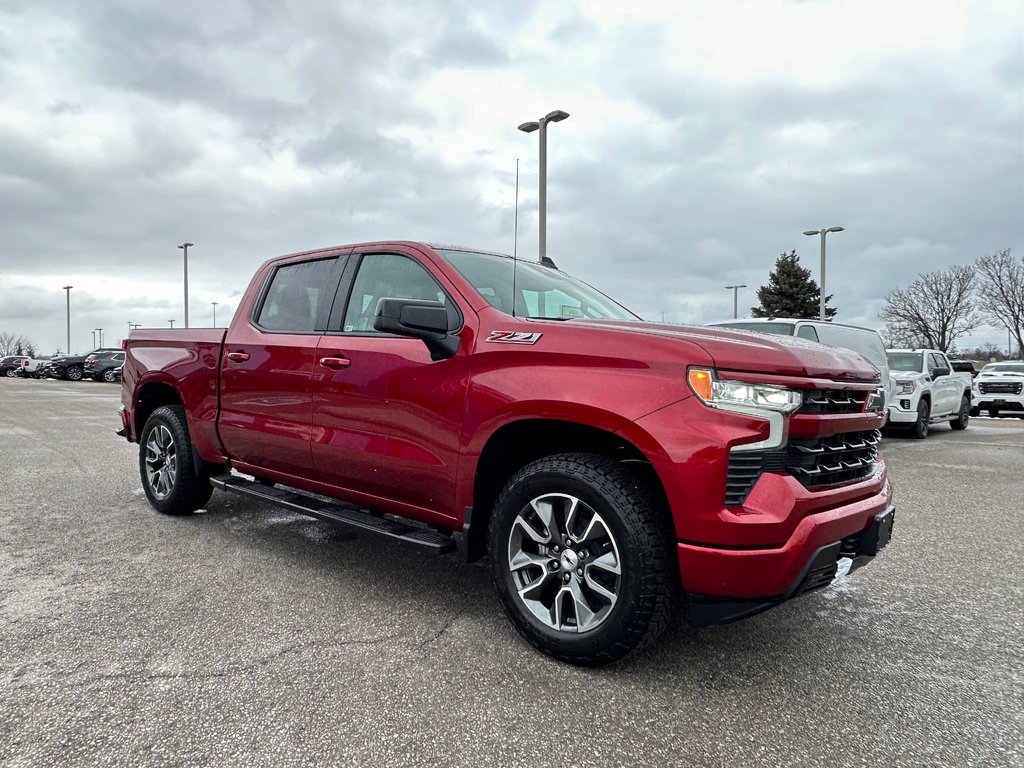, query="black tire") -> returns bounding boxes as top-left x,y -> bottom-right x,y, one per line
969,406 -> 979,417
488,453 -> 675,667
3,368 -> 16,378
102,368 -> 118,383
950,396 -> 970,430
910,400 -> 930,439
65,365 -> 83,381
988,407 -> 999,418
139,405 -> 213,515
